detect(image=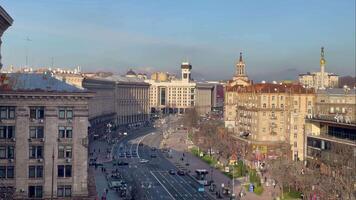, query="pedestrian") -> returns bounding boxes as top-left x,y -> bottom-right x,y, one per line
264,176 -> 267,183
105,188 -> 108,194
